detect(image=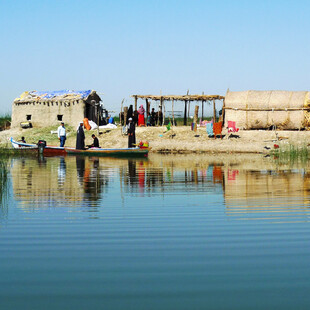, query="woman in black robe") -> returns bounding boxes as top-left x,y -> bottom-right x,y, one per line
127,118 -> 136,148
76,122 -> 85,150
126,105 -> 133,124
